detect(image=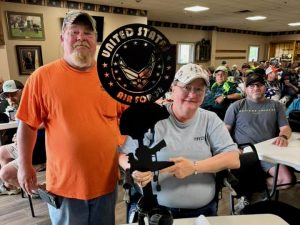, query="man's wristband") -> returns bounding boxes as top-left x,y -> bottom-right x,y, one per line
279,135 -> 288,140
